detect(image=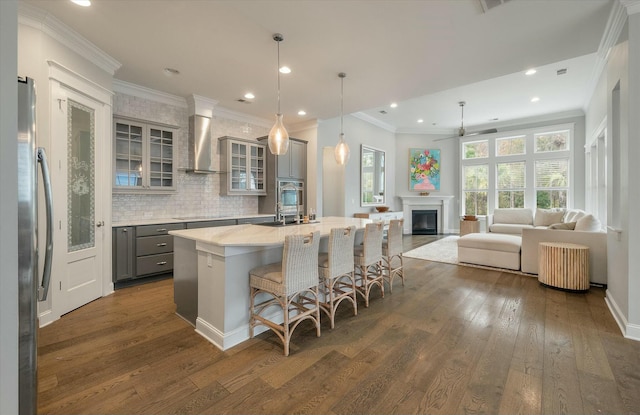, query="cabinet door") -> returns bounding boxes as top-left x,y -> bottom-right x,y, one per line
114,121 -> 144,189
230,141 -> 248,191
277,148 -> 292,178
249,144 -> 265,191
289,140 -> 306,179
112,227 -> 135,282
148,127 -> 175,190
